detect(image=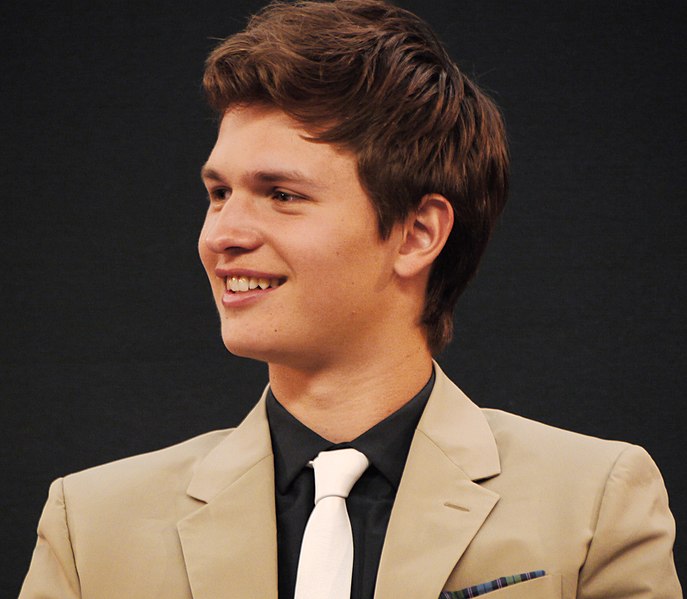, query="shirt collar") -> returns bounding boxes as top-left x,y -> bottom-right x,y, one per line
266,369 -> 435,493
